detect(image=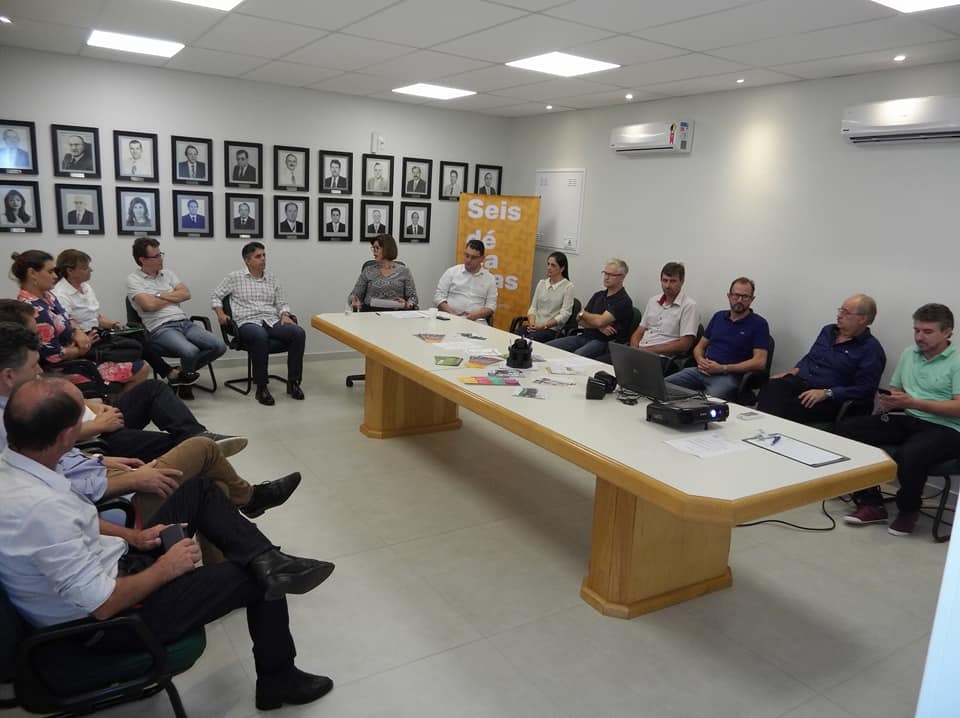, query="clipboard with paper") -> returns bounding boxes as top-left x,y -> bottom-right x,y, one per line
743,433 -> 849,467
